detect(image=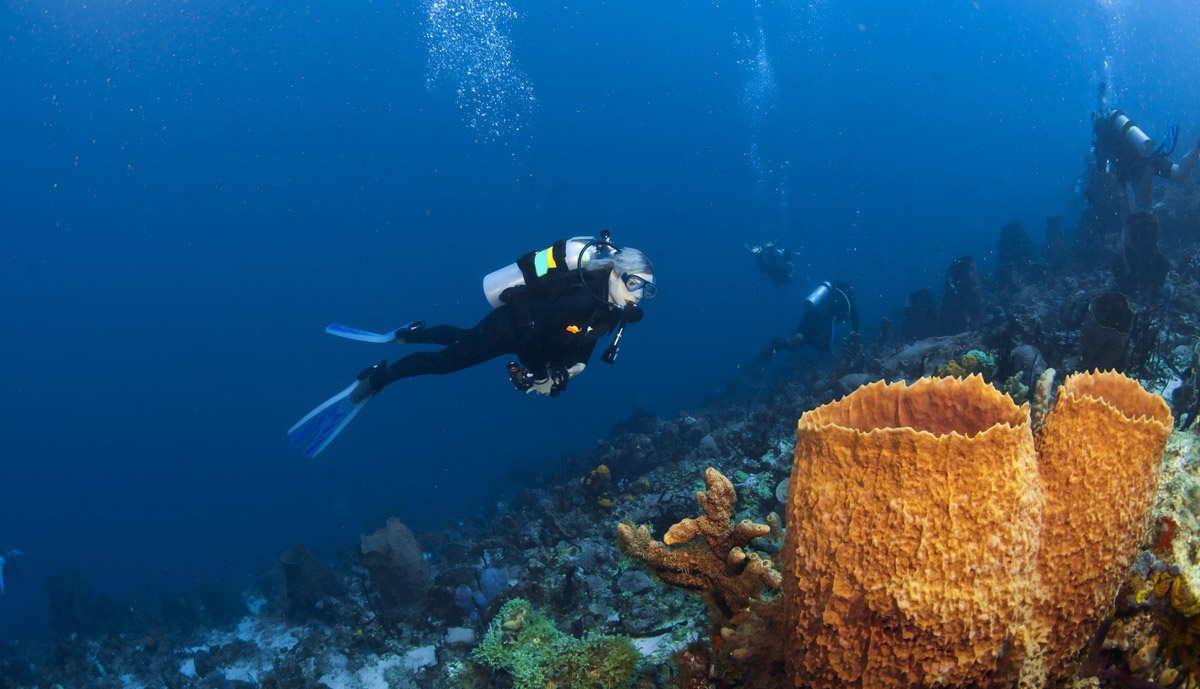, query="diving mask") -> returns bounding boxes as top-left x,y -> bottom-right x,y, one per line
621,272 -> 658,299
